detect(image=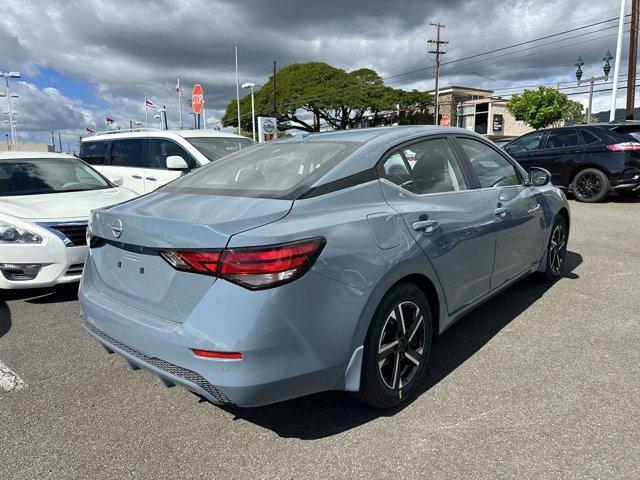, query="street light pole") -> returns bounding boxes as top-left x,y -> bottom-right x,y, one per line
242,82 -> 256,142
610,0 -> 627,121
234,42 -> 241,135
177,76 -> 184,129
0,71 -> 20,148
